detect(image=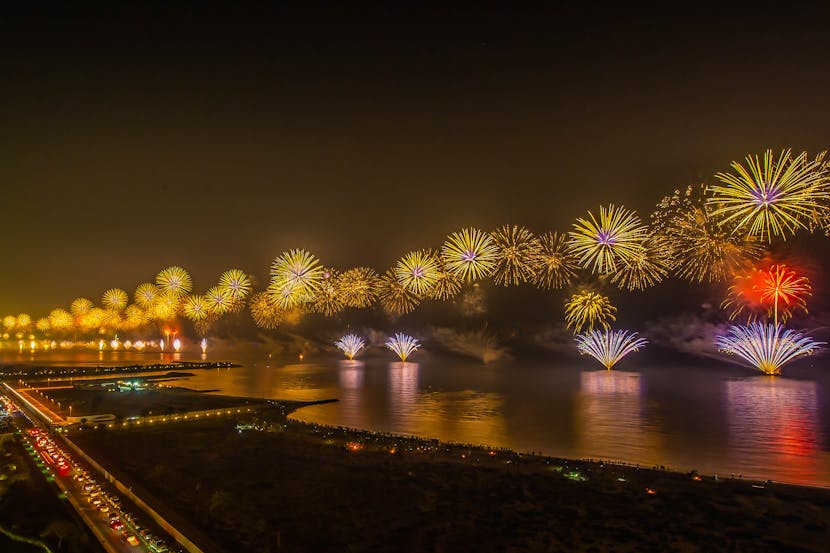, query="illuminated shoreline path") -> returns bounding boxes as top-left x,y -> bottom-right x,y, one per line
3,148 -> 829,374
